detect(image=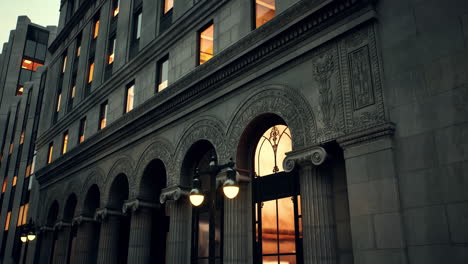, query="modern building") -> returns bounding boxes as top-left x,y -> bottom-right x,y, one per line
0,16 -> 55,263
26,0 -> 468,263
